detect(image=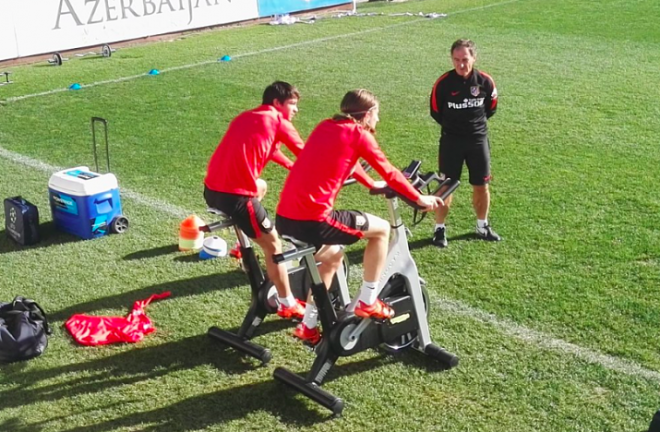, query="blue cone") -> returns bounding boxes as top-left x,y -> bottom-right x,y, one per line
148,69 -> 160,75
200,236 -> 227,260
219,55 -> 231,62
69,83 -> 81,90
